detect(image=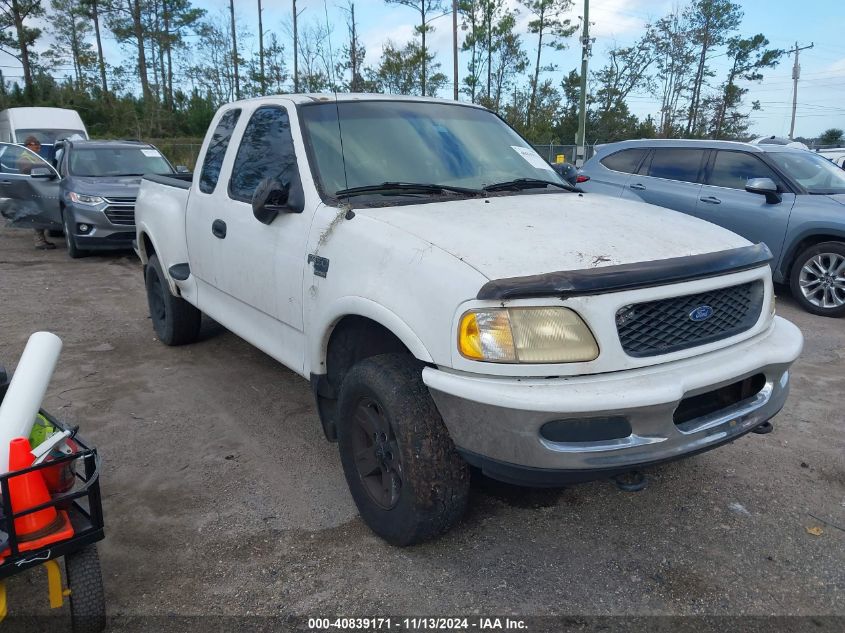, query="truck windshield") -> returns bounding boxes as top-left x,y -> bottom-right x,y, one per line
16,129 -> 87,144
299,101 -> 566,201
767,151 -> 845,195
68,147 -> 173,177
